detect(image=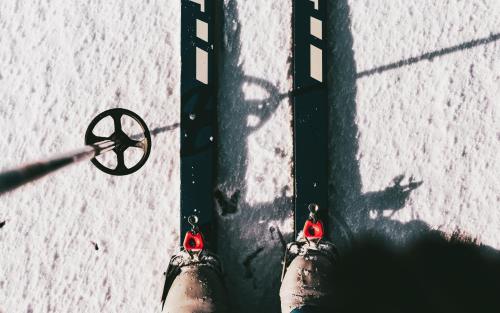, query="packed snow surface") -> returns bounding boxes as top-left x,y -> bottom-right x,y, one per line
0,0 -> 499,312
